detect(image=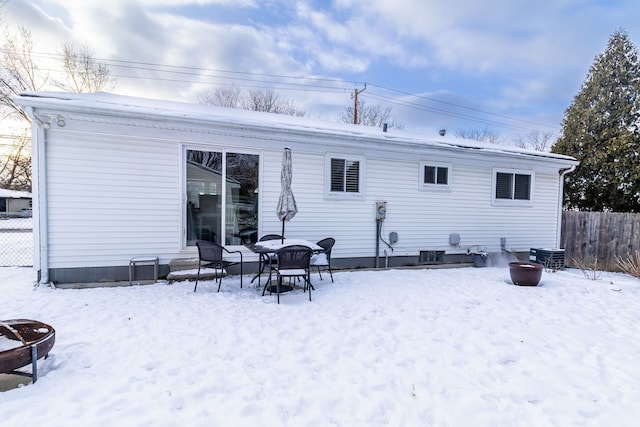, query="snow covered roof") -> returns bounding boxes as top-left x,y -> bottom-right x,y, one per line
16,91 -> 577,164
0,188 -> 31,199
